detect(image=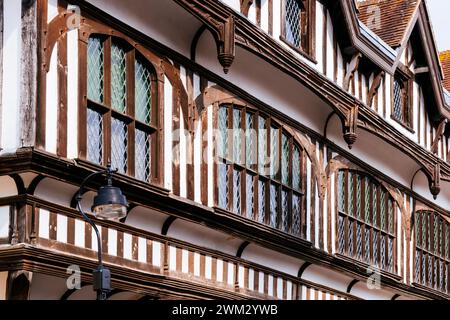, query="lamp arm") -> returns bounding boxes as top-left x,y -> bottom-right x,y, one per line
75,168 -> 109,266
77,200 -> 103,265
